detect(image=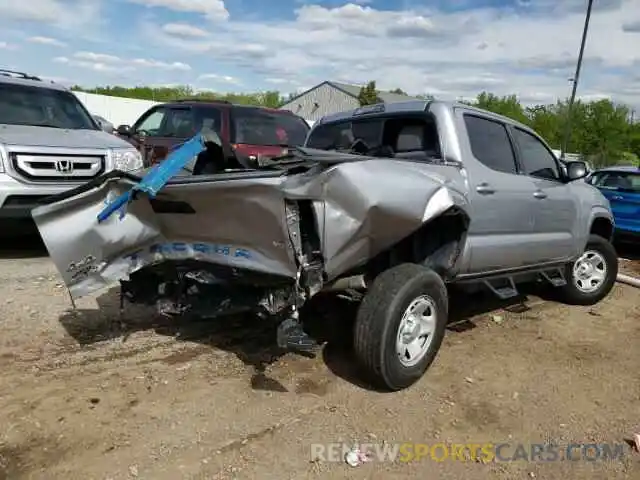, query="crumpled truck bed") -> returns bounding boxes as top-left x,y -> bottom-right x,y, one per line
32,144 -> 468,301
